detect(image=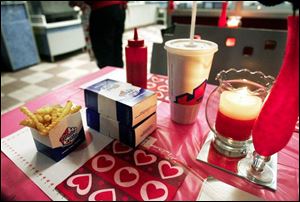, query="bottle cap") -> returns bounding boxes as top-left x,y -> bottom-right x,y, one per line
128,28 -> 144,47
